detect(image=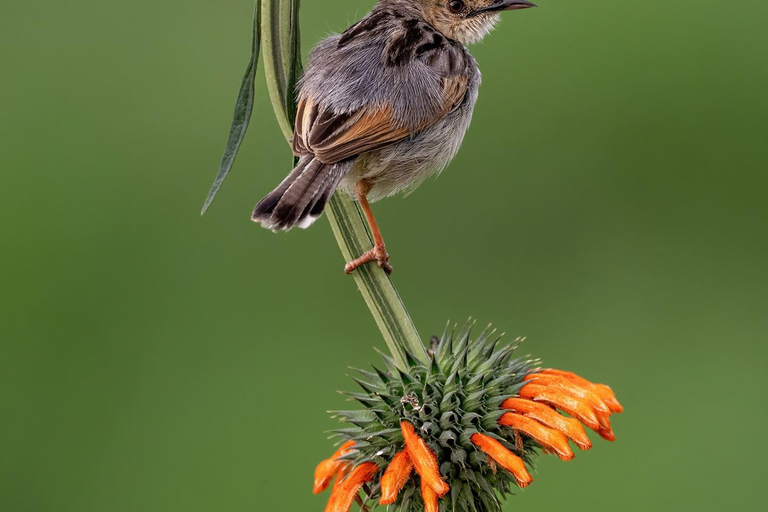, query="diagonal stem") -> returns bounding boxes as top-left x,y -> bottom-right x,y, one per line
261,0 -> 428,369
325,194 -> 424,368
